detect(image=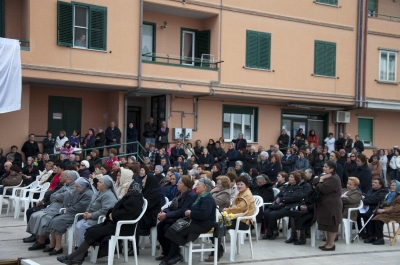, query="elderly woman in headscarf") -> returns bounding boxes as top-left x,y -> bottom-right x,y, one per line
364,180 -> 400,245
41,177 -> 94,255
159,178 -> 216,265
166,172 -> 180,201
134,174 -> 162,255
27,170 -> 79,251
116,168 -> 133,200
57,181 -> 145,265
74,175 -> 118,248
